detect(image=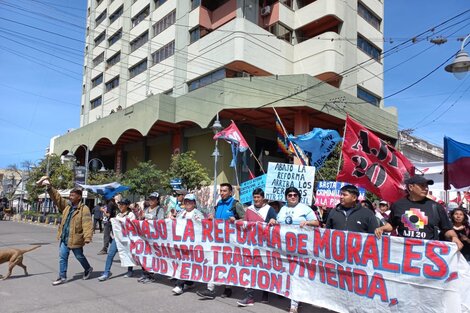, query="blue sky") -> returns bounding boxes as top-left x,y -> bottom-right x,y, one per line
0,0 -> 468,168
